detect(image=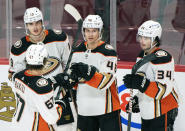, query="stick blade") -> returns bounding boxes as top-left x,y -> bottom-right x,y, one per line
64,4 -> 82,22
